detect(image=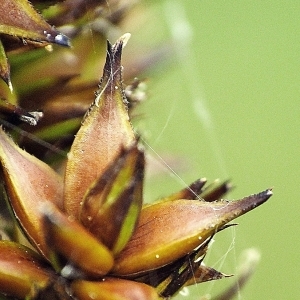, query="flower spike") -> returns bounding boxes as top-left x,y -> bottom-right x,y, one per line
0,29 -> 272,299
